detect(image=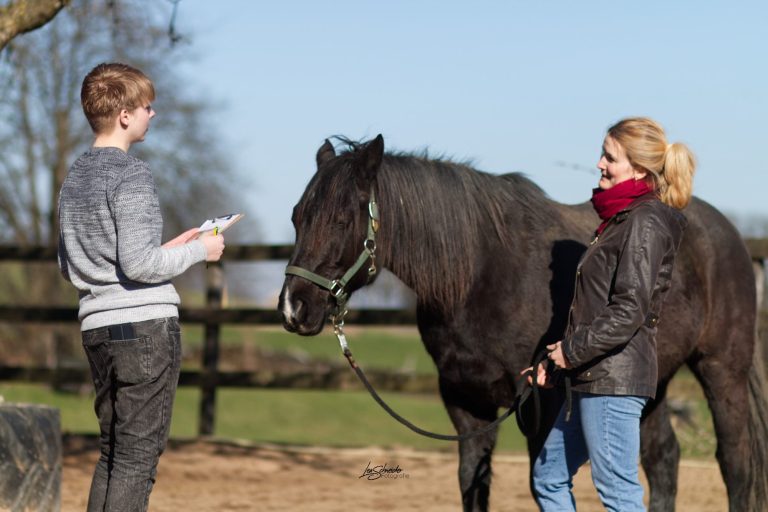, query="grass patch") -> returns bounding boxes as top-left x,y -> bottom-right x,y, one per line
181,325 -> 438,374
0,383 -> 526,452
667,368 -> 716,458
0,328 -> 718,458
